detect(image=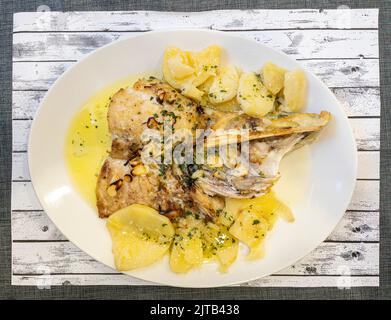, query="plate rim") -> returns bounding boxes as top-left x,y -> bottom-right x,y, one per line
27,28 -> 358,288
